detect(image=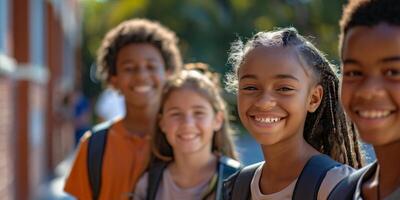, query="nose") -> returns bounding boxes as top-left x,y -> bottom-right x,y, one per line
354,76 -> 386,100
182,114 -> 195,126
132,65 -> 151,80
254,92 -> 276,110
